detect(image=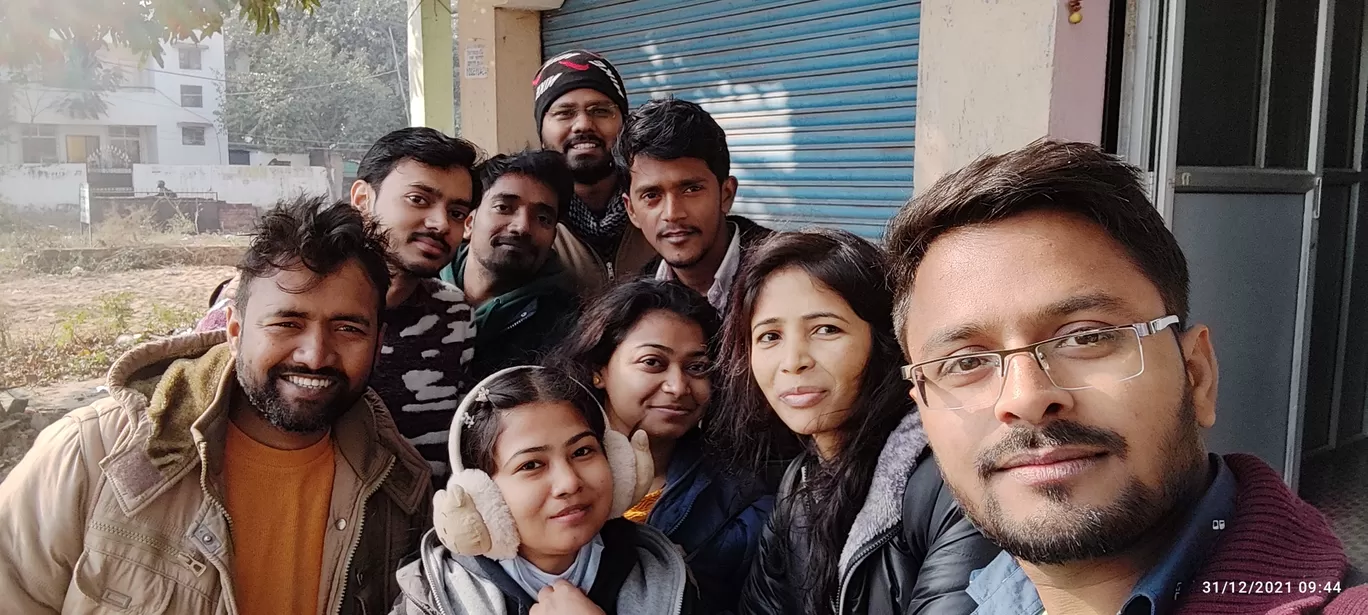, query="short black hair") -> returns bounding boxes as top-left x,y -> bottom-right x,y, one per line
475,149 -> 575,221
357,127 -> 484,204
885,139 -> 1189,352
614,97 -> 730,185
235,194 -> 392,316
